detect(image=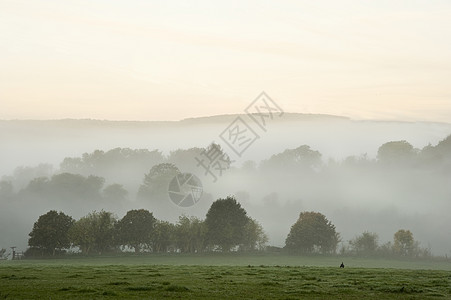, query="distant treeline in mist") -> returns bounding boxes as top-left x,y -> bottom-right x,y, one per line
2,134 -> 450,202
